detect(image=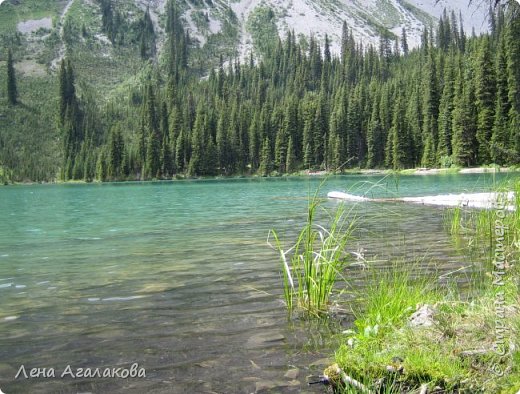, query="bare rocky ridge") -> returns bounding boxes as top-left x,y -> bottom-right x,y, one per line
12,0 -> 489,65
176,0 -> 488,60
